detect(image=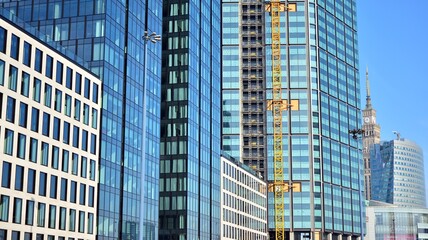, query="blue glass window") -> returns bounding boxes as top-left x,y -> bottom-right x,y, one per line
52,146 -> 59,169
0,26 -> 6,53
48,205 -> 56,228
59,207 -> 66,230
62,150 -> 69,173
53,117 -> 60,140
60,178 -> 67,201
42,112 -> 51,137
81,156 -> 87,178
25,200 -> 34,226
14,165 -> 24,191
41,142 -> 49,166
84,78 -> 90,99
10,34 -> 19,60
4,129 -> 14,155
83,104 -> 89,125
63,121 -> 70,144
73,126 -> 79,148
90,133 -> 97,154
37,203 -> 46,227
70,181 -> 77,203
72,154 -> 78,175
78,211 -> 85,233
8,65 -> 18,91
89,160 -> 96,181
35,49 -> 42,73
12,198 -> 22,224
17,134 -> 26,159
69,209 -> 76,231
81,130 -> 88,151
21,72 -> 30,97
33,78 -> 41,102
0,60 -> 5,86
1,162 -> 11,188
55,89 -> 62,112
79,184 -> 86,205
56,61 -> 63,84
50,175 -> 57,199
27,169 -> 36,194
88,186 -> 94,207
45,55 -> 53,78
66,67 -> 73,89
92,83 -> 98,103
75,73 -> 82,94
29,138 -> 38,163
91,108 -> 98,129
39,172 -> 47,196
6,96 -> 16,123
74,99 -> 81,121
0,195 -> 10,221
23,41 -> 32,67
31,108 -> 39,132
44,83 -> 52,107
